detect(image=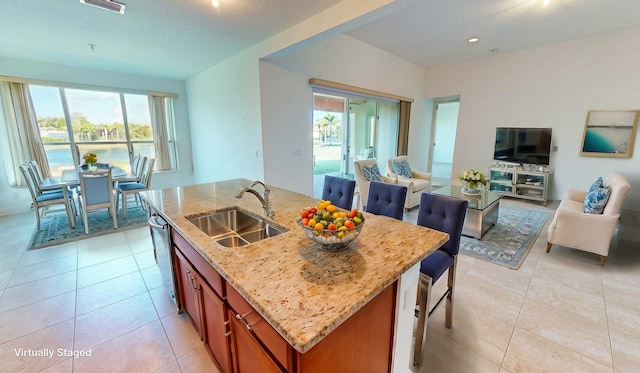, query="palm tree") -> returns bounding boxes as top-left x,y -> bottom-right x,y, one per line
318,113 -> 341,144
